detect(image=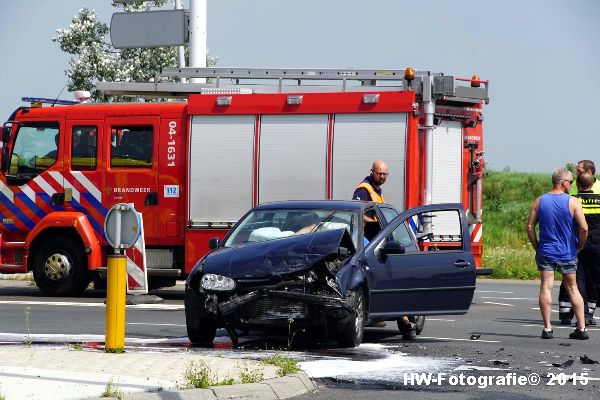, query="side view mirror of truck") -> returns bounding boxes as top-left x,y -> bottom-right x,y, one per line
0,125 -> 10,174
0,147 -> 8,173
2,125 -> 10,142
